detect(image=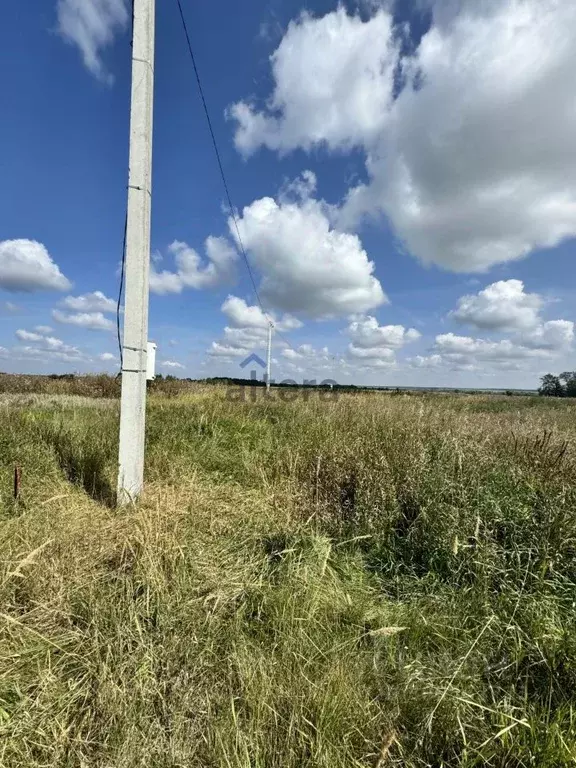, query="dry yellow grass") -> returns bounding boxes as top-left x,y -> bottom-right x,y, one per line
0,385 -> 575,766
